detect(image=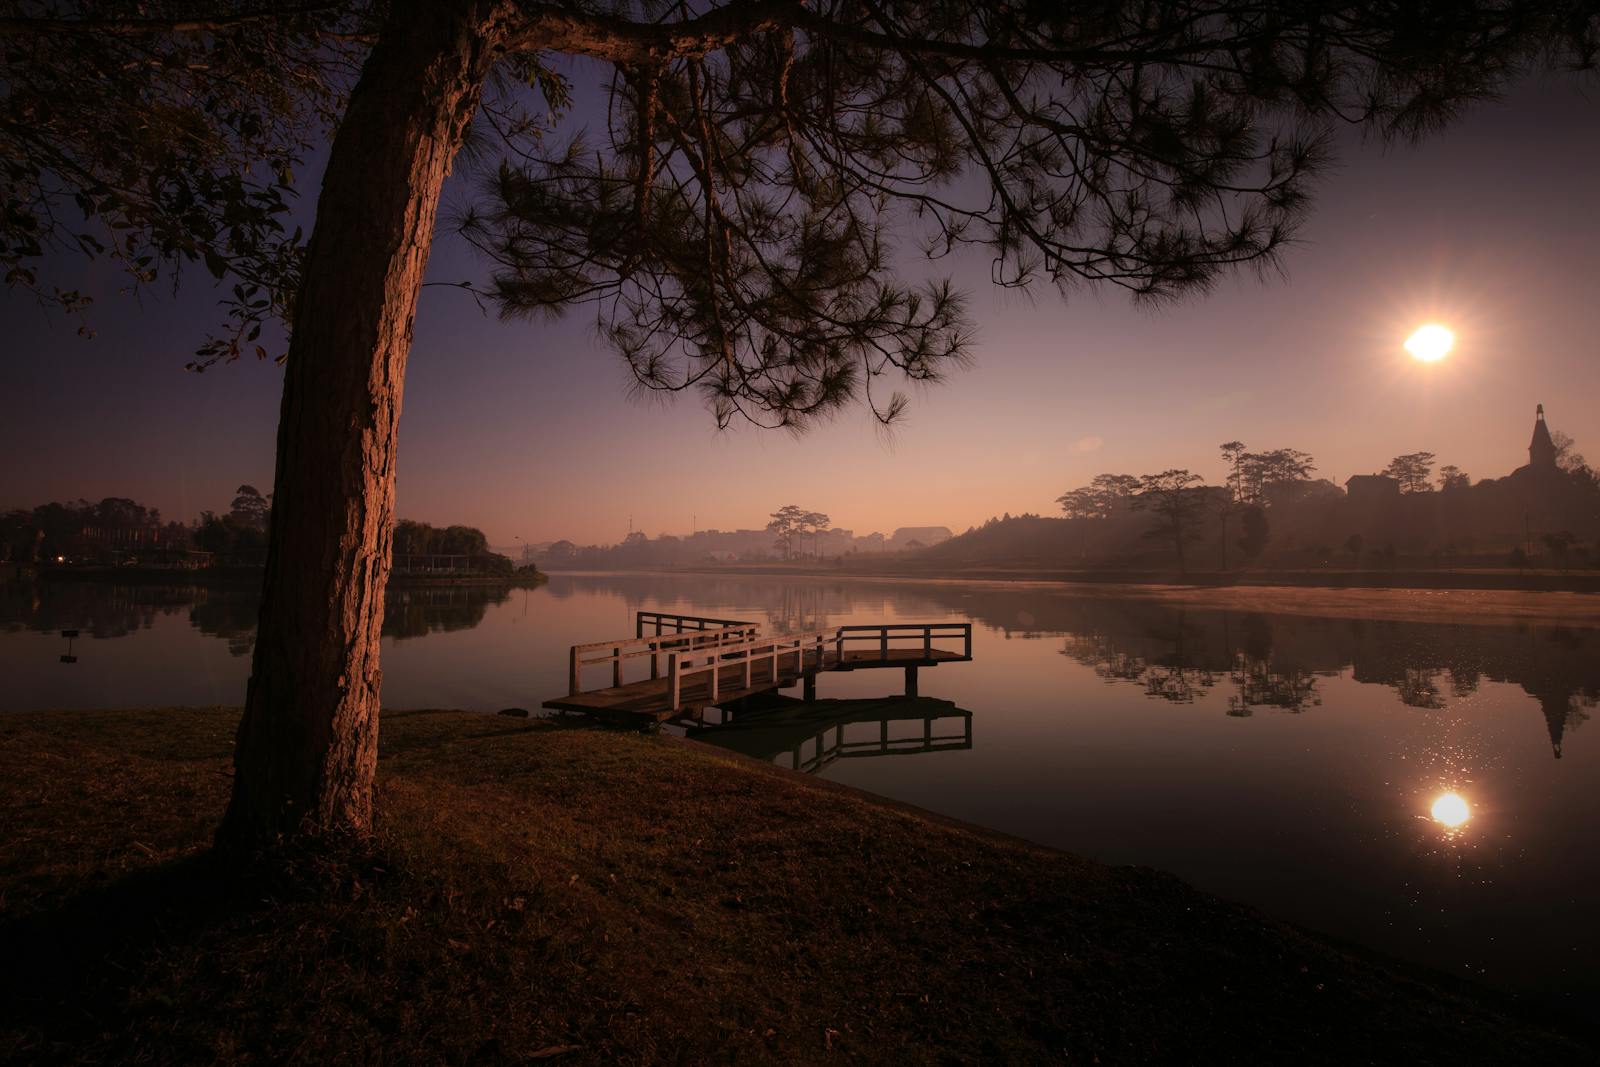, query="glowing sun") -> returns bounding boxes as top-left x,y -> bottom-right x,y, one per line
1430,792 -> 1471,828
1405,324 -> 1454,363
